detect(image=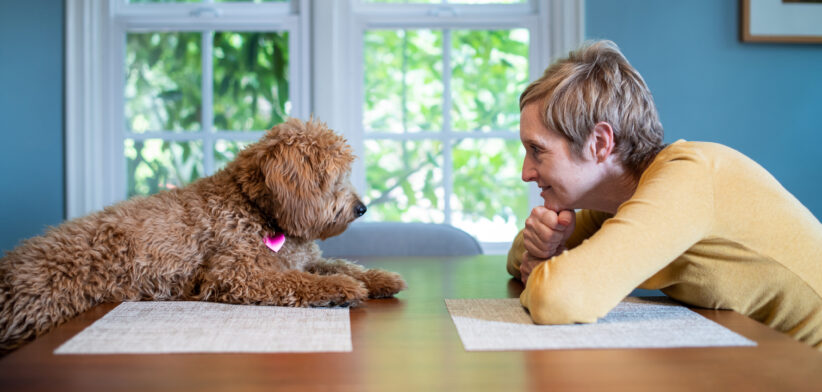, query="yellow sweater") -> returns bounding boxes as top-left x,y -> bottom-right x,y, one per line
507,140 -> 822,349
